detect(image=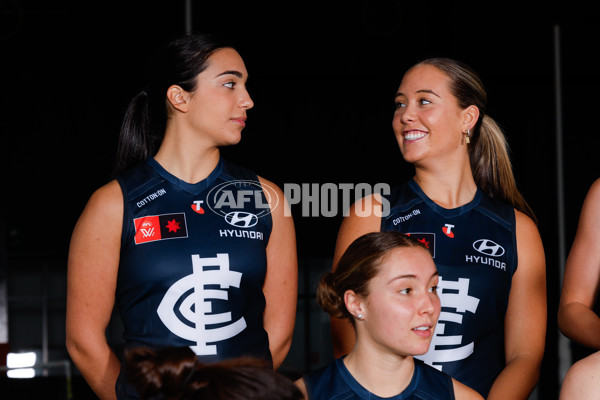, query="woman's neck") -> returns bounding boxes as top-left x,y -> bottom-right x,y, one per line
154,127 -> 221,184
343,345 -> 415,397
413,163 -> 477,209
